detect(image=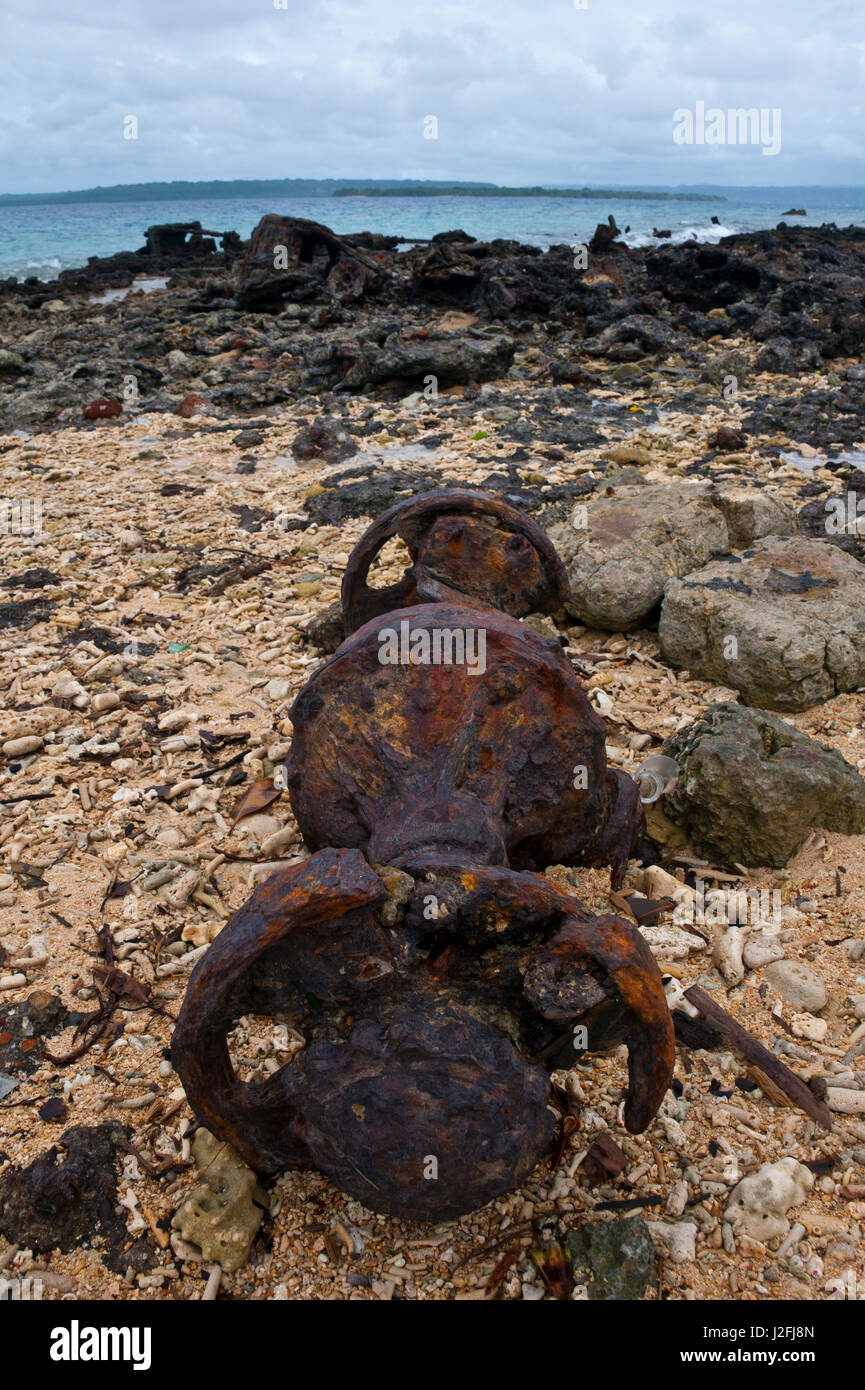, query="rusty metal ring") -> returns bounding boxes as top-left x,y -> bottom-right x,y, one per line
341,488 -> 570,632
